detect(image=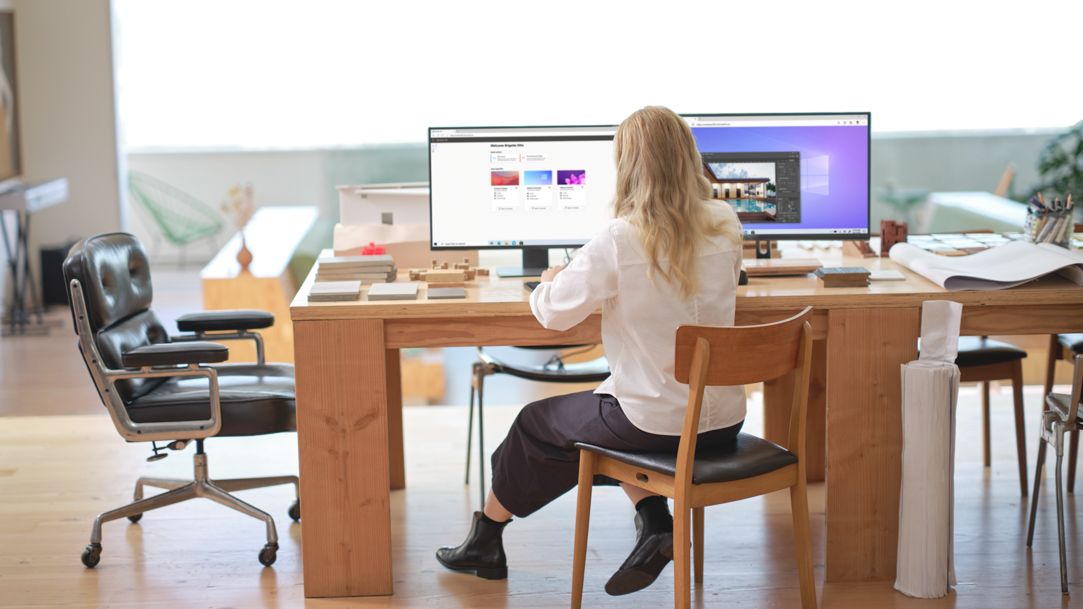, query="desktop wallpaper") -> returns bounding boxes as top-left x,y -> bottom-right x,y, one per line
692,125 -> 869,233
523,170 -> 553,186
